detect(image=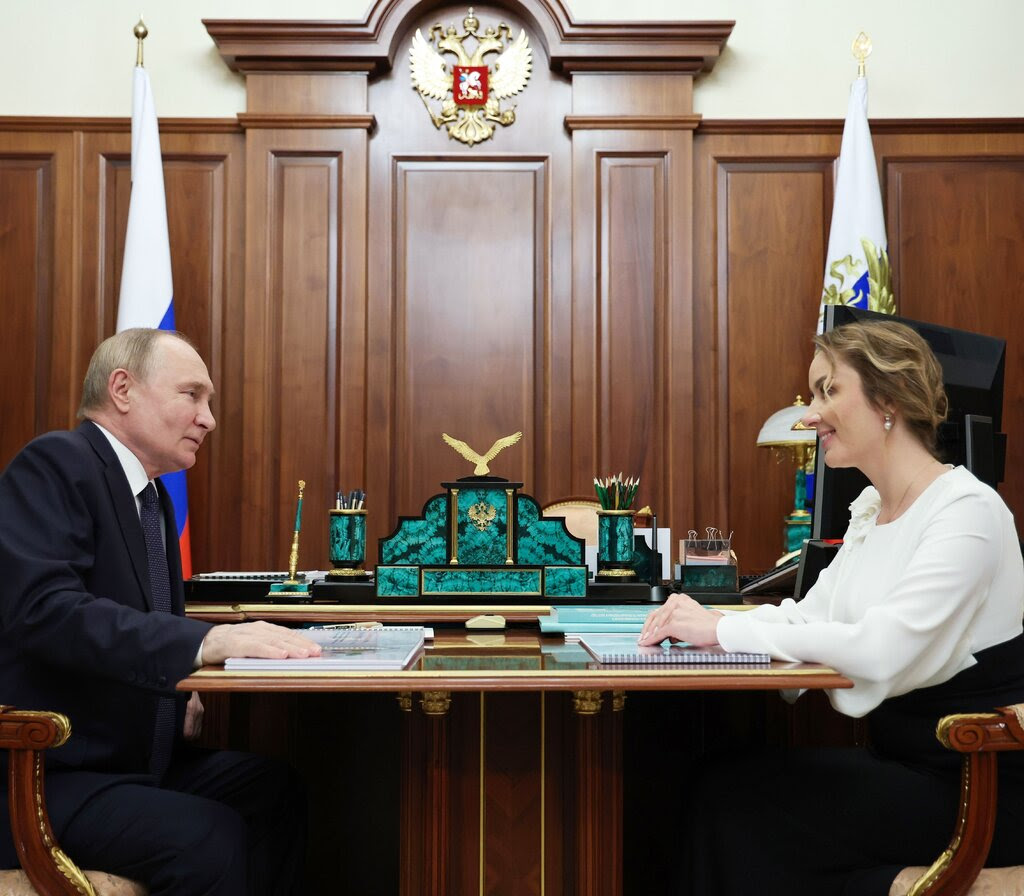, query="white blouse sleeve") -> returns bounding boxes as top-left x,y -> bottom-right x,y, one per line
717,487 -> 1010,717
